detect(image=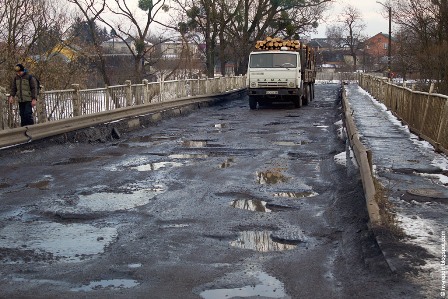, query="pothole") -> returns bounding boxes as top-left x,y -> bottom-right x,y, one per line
169,154 -> 209,159
273,191 -> 318,198
230,231 -> 297,252
53,156 -> 102,165
219,158 -> 234,168
76,187 -> 164,212
182,140 -> 209,147
27,180 -> 51,190
256,169 -> 289,184
199,271 -> 288,299
214,123 -> 226,128
71,279 -> 140,292
131,161 -> 184,171
230,199 -> 271,212
0,182 -> 11,189
128,134 -> 178,143
273,141 -> 300,146
0,222 -> 118,262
